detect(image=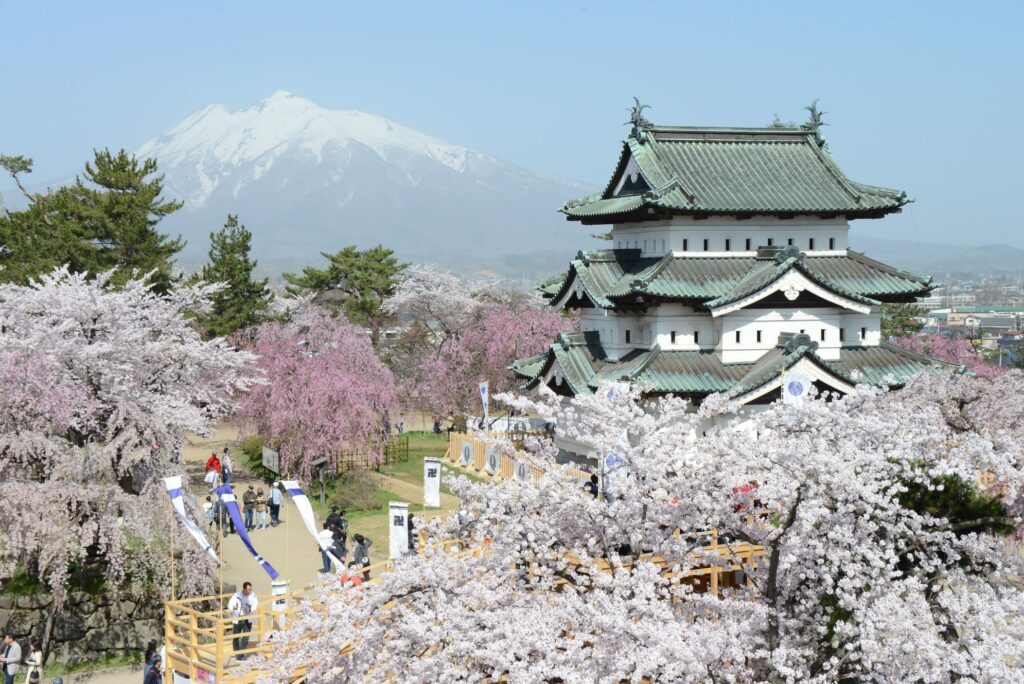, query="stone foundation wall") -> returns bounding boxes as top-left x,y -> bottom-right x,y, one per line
0,591 -> 162,664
